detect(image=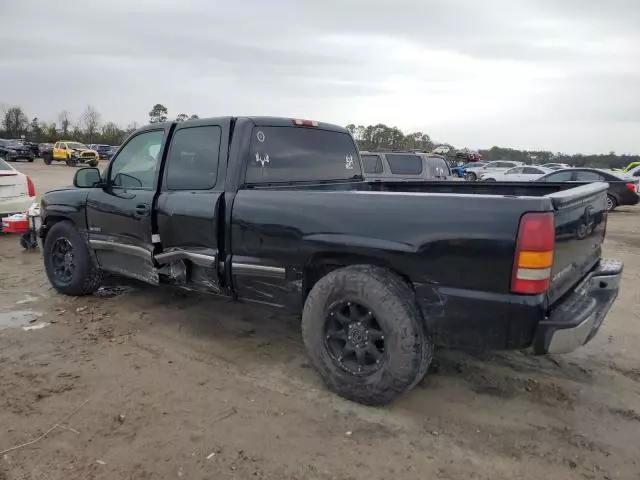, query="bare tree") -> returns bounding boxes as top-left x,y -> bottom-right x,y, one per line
3,107 -> 29,138
82,105 -> 101,144
58,110 -> 71,136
